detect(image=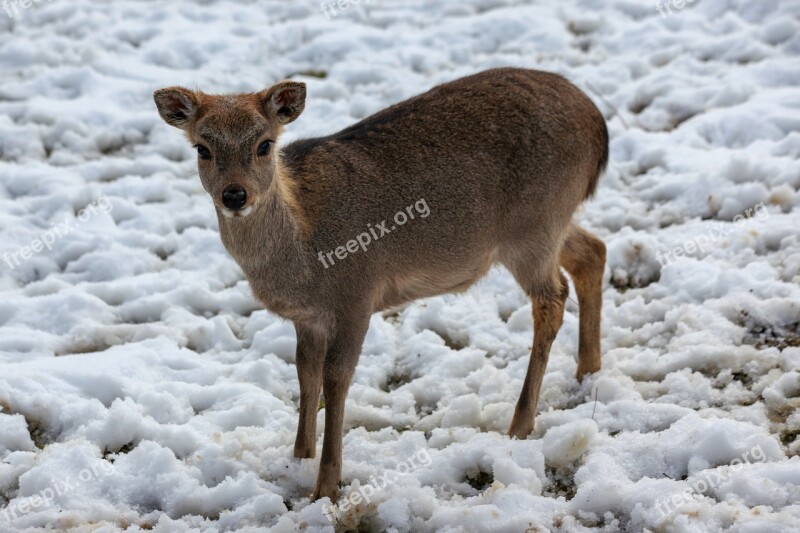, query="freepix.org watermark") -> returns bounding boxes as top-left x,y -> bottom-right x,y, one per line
655,444 -> 767,517
656,202 -> 768,267
656,0 -> 700,18
3,0 -> 53,18
1,461 -> 113,522
320,0 -> 373,19
323,448 -> 432,522
2,196 -> 113,270
317,198 -> 430,269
